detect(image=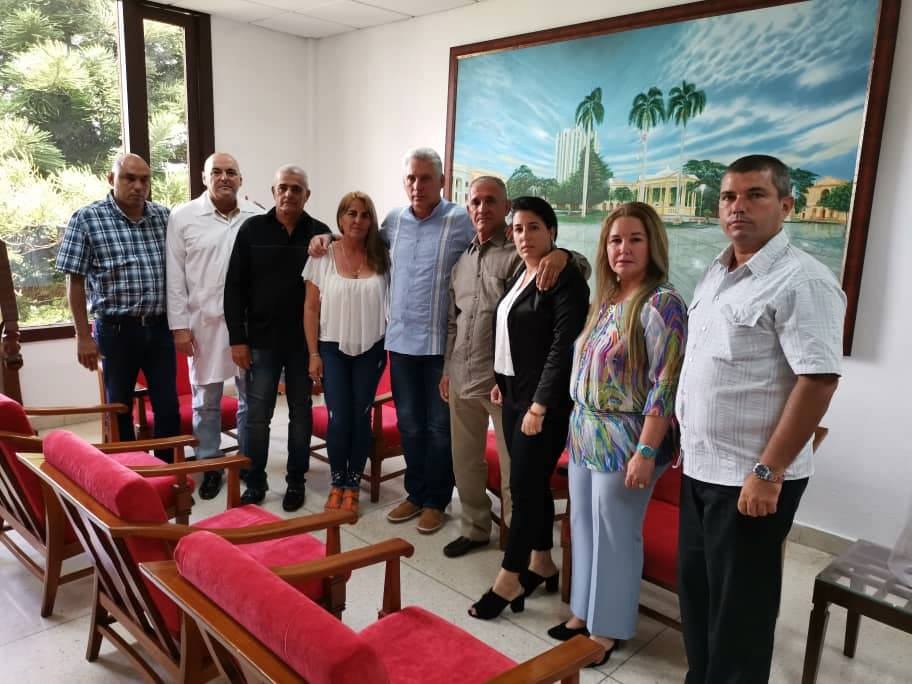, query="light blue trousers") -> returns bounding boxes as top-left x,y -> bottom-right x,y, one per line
191,375 -> 247,460
568,459 -> 667,639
